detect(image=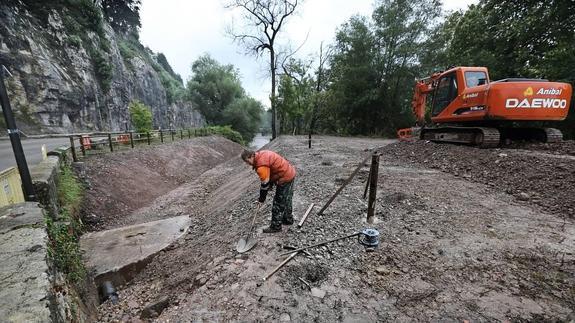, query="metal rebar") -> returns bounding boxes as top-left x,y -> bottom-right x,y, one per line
367,153 -> 380,224
318,153 -> 373,215
108,133 -> 113,152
